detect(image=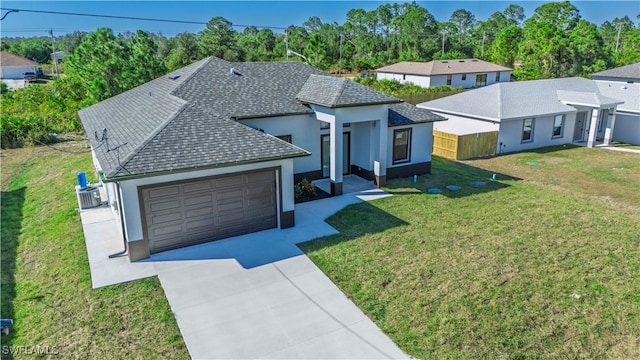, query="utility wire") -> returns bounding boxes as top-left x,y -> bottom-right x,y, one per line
0,7 -> 287,30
